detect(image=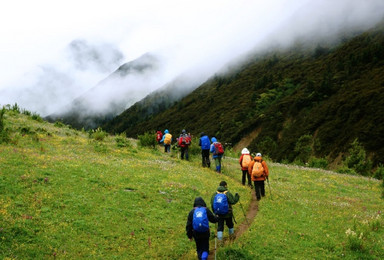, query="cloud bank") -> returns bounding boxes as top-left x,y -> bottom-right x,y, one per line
0,0 -> 383,116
